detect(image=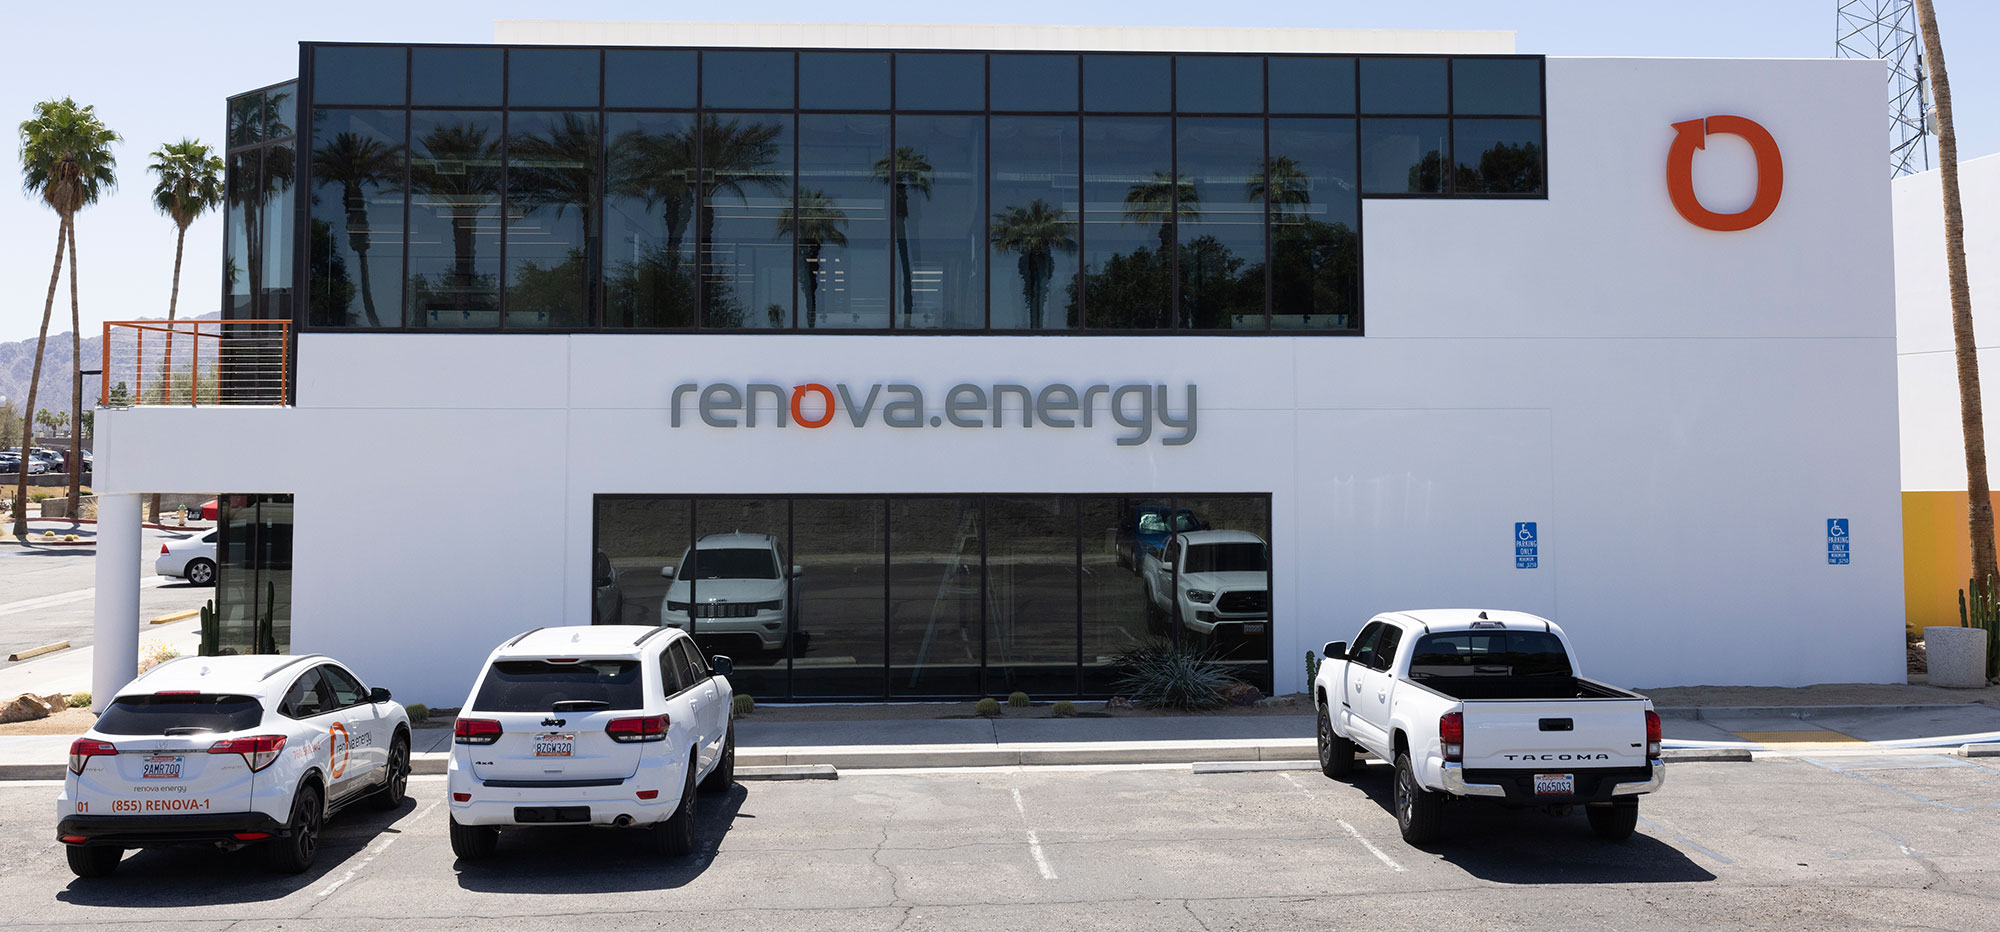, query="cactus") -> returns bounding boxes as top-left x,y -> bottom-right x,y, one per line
1306,649 -> 1321,684
1957,576 -> 2000,681
732,694 -> 755,716
253,580 -> 278,655
976,697 -> 1002,717
198,599 -> 219,657
1008,691 -> 1031,708
1051,700 -> 1076,718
